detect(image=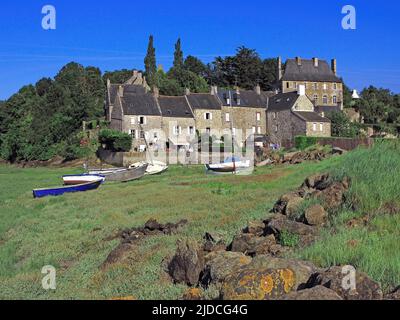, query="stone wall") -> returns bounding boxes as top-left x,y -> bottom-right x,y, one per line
193,109 -> 223,133
268,109 -> 306,146
161,116 -> 196,146
305,122 -> 332,138
122,115 -> 163,150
